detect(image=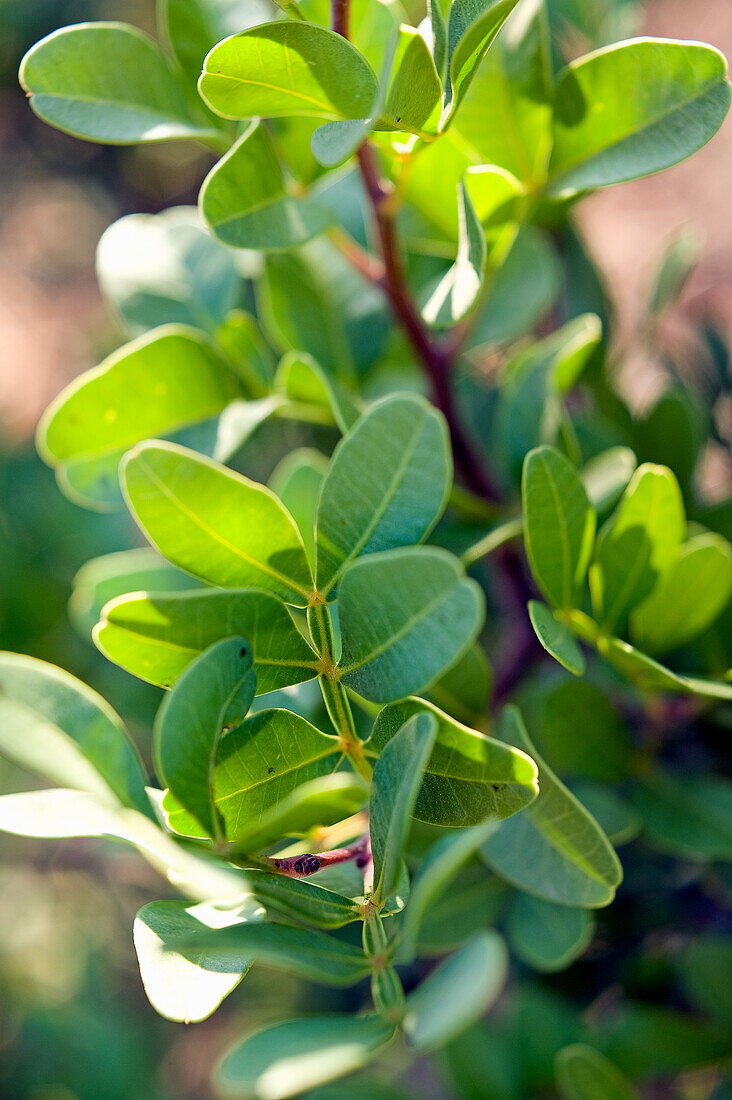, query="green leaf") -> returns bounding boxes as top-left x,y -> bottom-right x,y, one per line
338,548 -> 484,704
368,698 -> 538,828
416,867 -> 505,958
451,0 -> 554,185
528,601 -> 585,676
243,870 -> 362,928
214,397 -> 284,464
630,533 -> 732,655
274,352 -> 361,434
592,1003 -> 728,1080
370,711 -> 438,904
154,637 -> 256,840
423,181 -> 487,327
315,394 -> 451,592
217,1015 -> 394,1099
631,771 -> 732,862
599,636 -> 732,701
199,22 -> 377,122
269,448 -> 330,572
20,22 -> 218,144
95,588 -> 318,692
169,920 -> 371,985
298,0 -> 400,74
403,932 -> 508,1050
570,783 -> 640,848
425,643 -> 491,727
122,442 -> 314,605
200,121 -> 332,251
428,0 -> 447,80
677,935 -> 732,1032
261,244 -> 359,380
215,310 -> 275,397
590,464 -> 684,632
523,446 -> 596,611
37,327 -> 240,507
0,652 -> 149,815
133,898 -> 259,1023
555,1044 -> 638,1100
398,821 -> 503,959
160,0 -> 273,89
534,681 -> 632,783
481,707 -> 623,907
0,789 -> 245,902
380,25 -> 442,134
215,773 -> 367,854
548,39 -> 732,197
96,206 -> 240,336
441,0 -> 520,129
581,447 -> 637,516
69,548 -> 195,638
646,225 -> 704,317
213,709 -> 342,846
507,894 -> 594,973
